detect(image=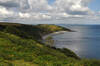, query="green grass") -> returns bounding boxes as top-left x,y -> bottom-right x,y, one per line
0,32 -> 76,66
0,22 -> 100,66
